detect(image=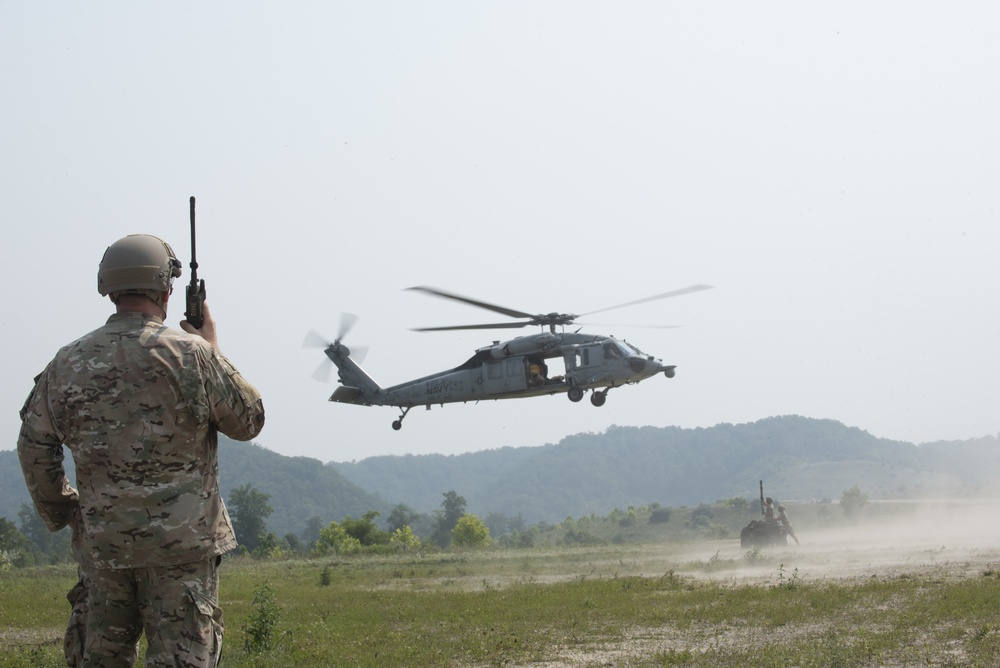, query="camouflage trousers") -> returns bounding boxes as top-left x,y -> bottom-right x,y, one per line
64,557 -> 223,668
